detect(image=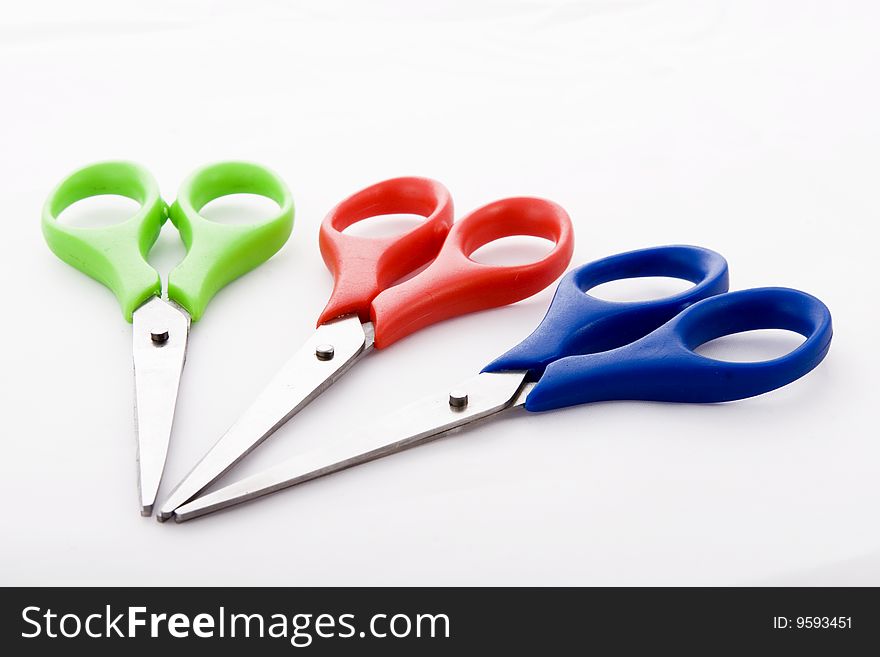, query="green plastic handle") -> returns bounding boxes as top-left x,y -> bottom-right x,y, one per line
167,161 -> 294,321
42,161 -> 167,322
